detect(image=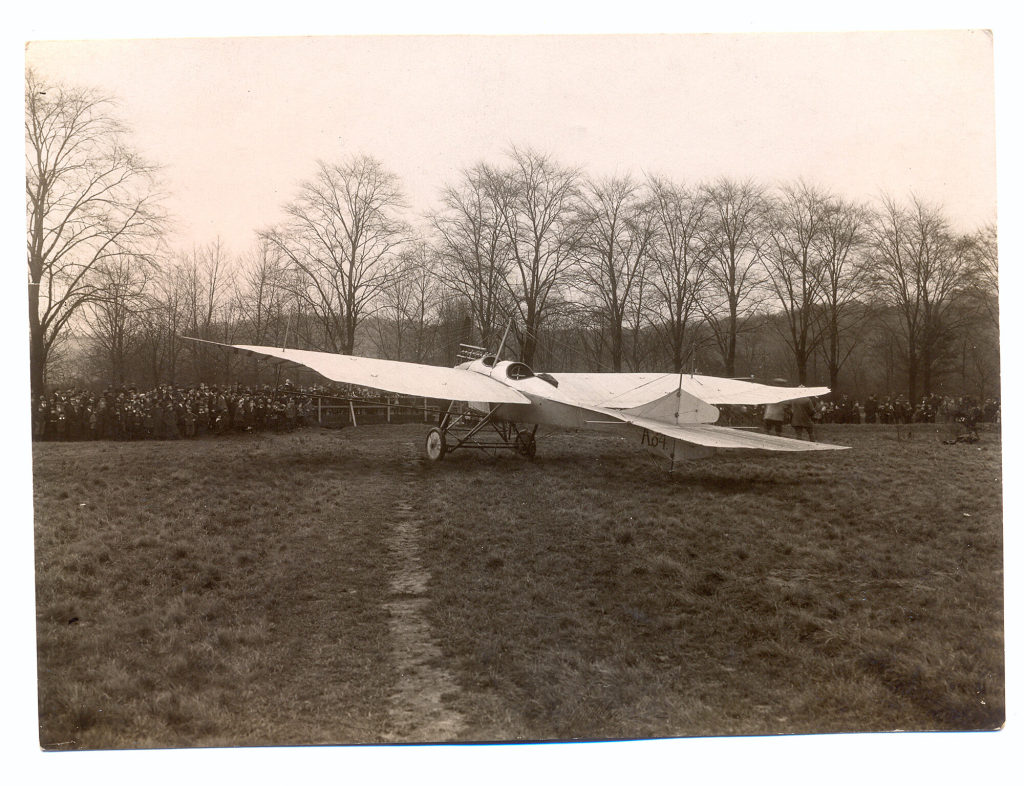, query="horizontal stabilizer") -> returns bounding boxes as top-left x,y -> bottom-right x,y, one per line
629,420 -> 848,452
589,402 -> 847,452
